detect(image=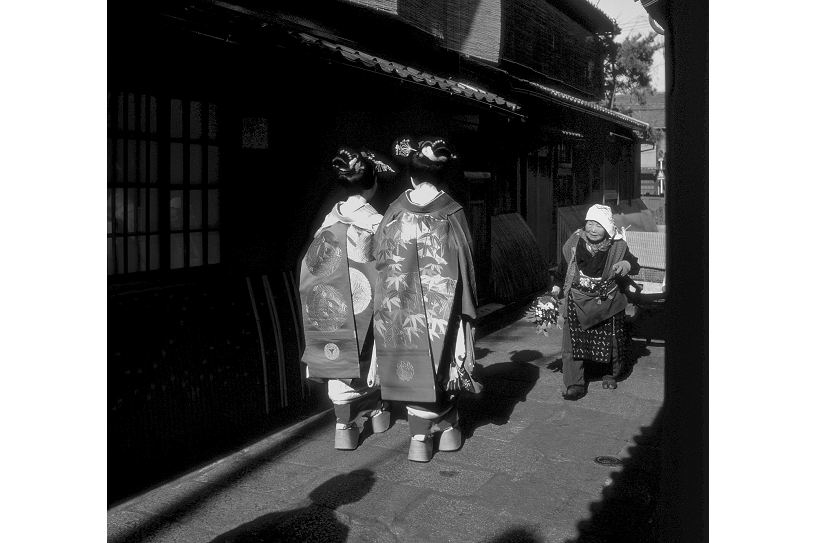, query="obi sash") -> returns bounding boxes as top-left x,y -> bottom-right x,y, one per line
299,222 -> 378,379
374,211 -> 460,402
